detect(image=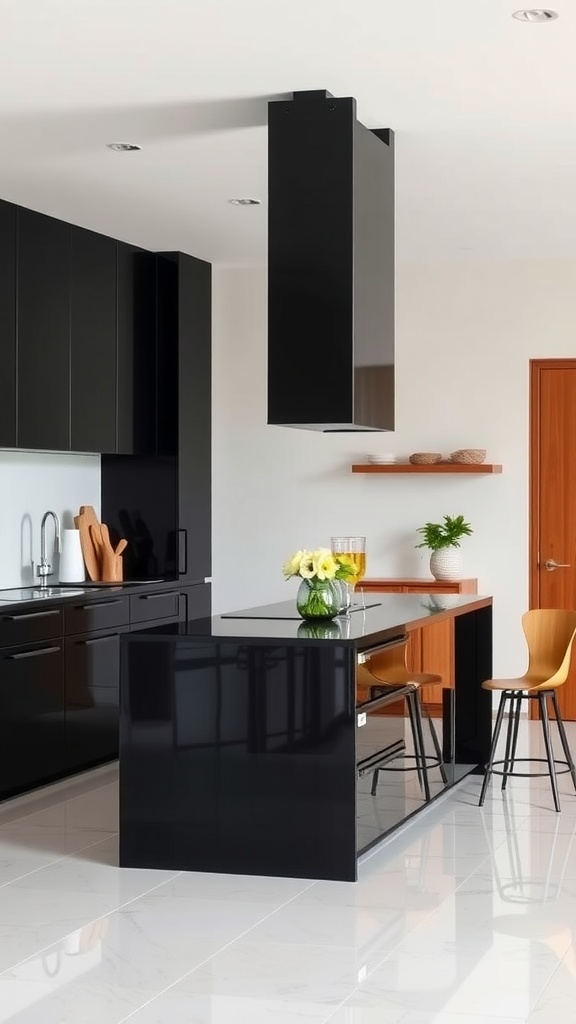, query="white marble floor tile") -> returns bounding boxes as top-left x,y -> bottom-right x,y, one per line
0,827 -> 116,860
146,869 -> 315,904
327,1005 -> 526,1024
352,943 -> 561,1019
526,945 -> 576,1021
0,723 -> 571,1023
128,993 -> 335,1024
0,831 -> 112,889
126,940 -> 375,1024
0,781 -> 118,835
